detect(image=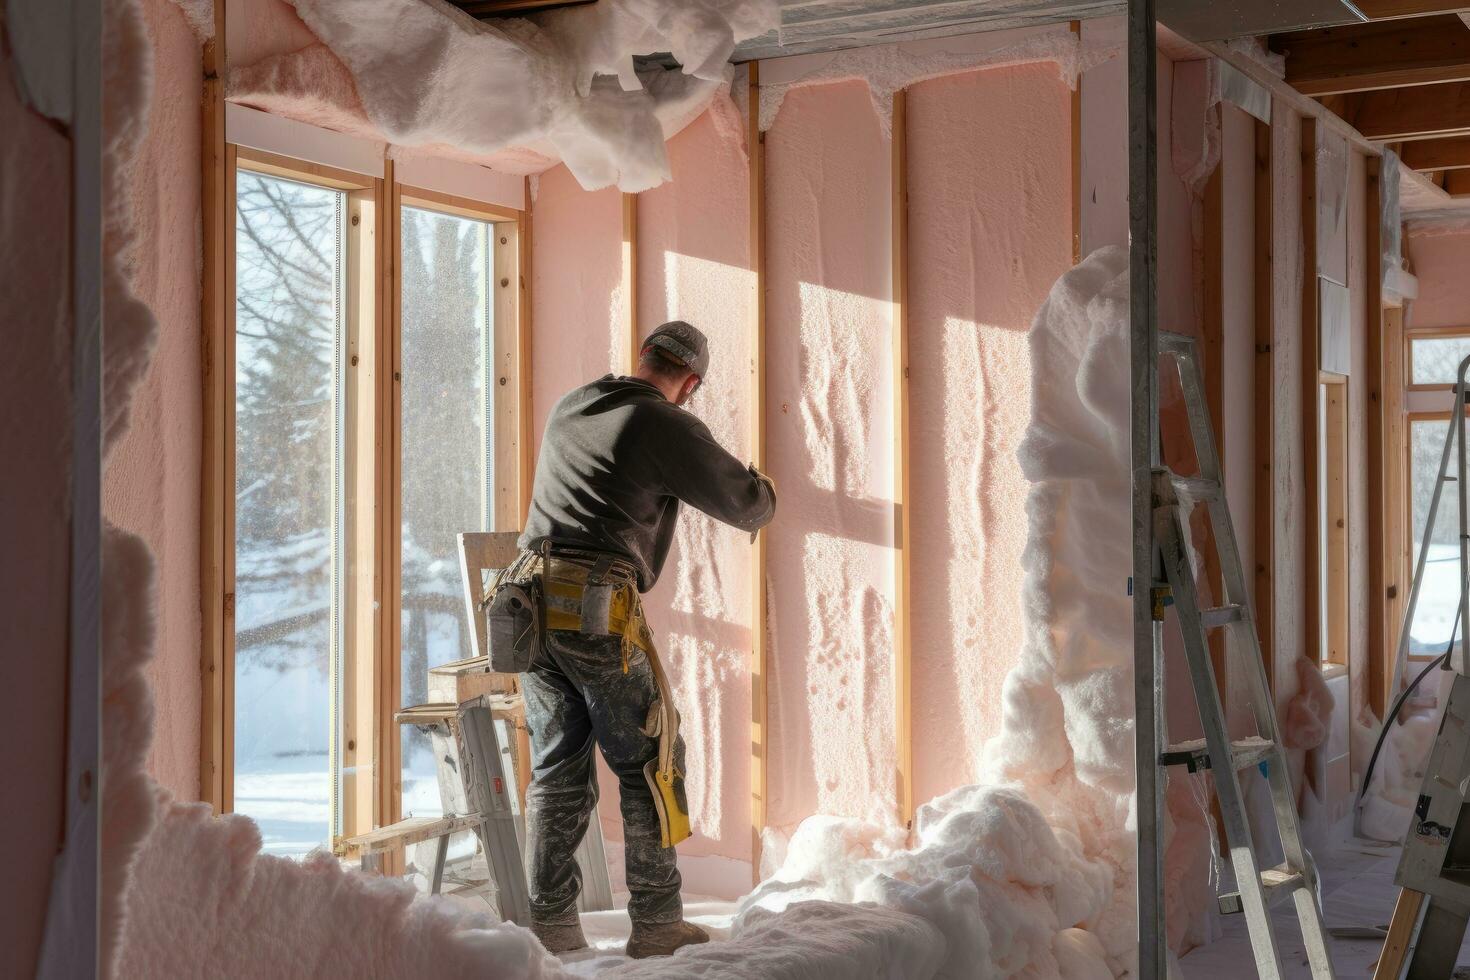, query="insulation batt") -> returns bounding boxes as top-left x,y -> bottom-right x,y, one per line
282,0 -> 776,192
726,247 -> 1141,979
